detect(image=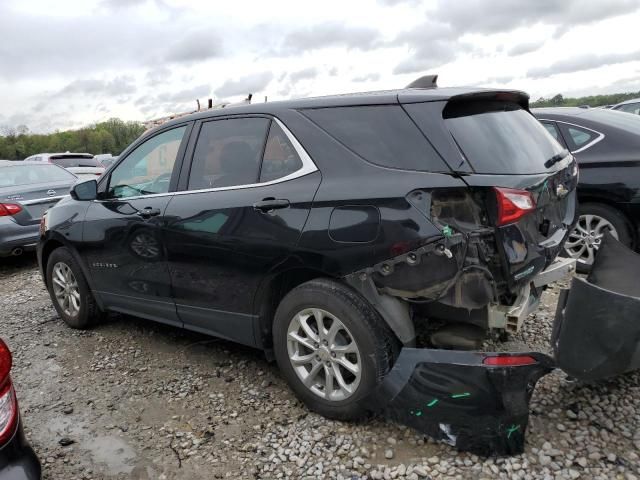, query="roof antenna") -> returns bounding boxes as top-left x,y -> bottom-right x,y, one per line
405,74 -> 438,89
